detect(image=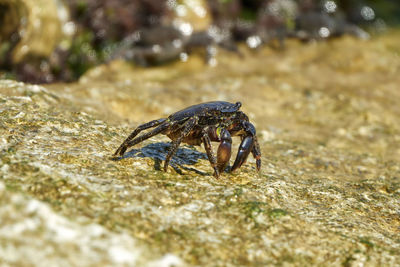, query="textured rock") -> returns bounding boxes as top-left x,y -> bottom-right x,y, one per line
1,32 -> 400,266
